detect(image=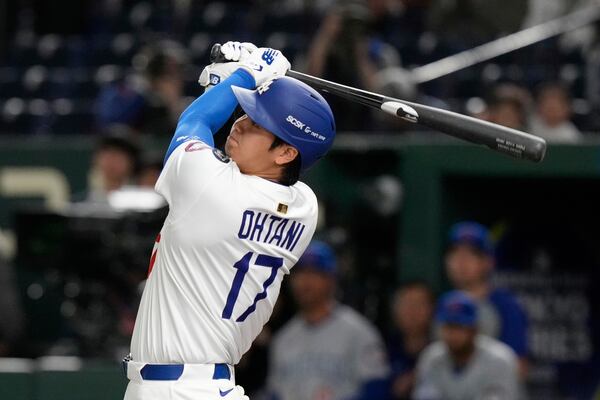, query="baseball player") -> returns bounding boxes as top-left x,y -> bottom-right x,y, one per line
123,41 -> 336,400
414,291 -> 520,400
